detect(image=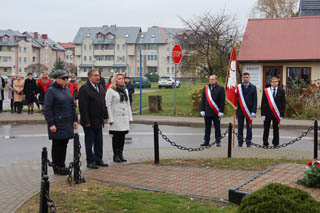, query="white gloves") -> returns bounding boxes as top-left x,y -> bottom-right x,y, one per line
200,111 -> 205,117
262,116 -> 265,121
251,113 -> 256,118
218,112 -> 224,118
